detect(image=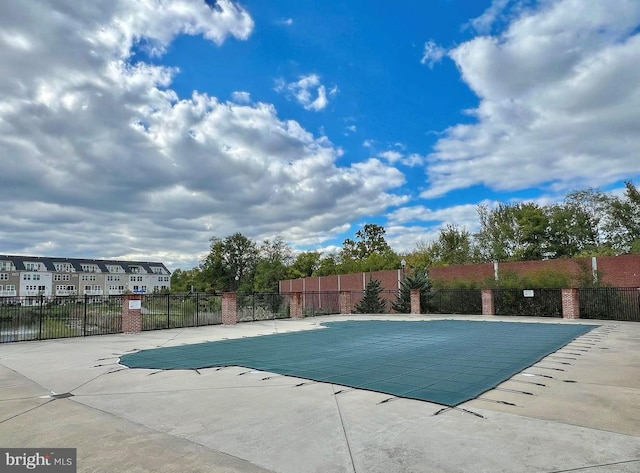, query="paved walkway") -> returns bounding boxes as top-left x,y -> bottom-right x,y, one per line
1,315 -> 639,473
